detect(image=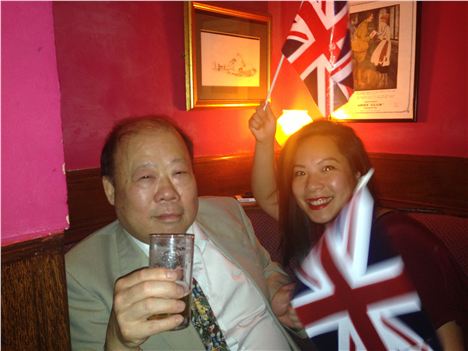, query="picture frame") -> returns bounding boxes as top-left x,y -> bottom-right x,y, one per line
333,1 -> 419,121
184,2 -> 271,110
